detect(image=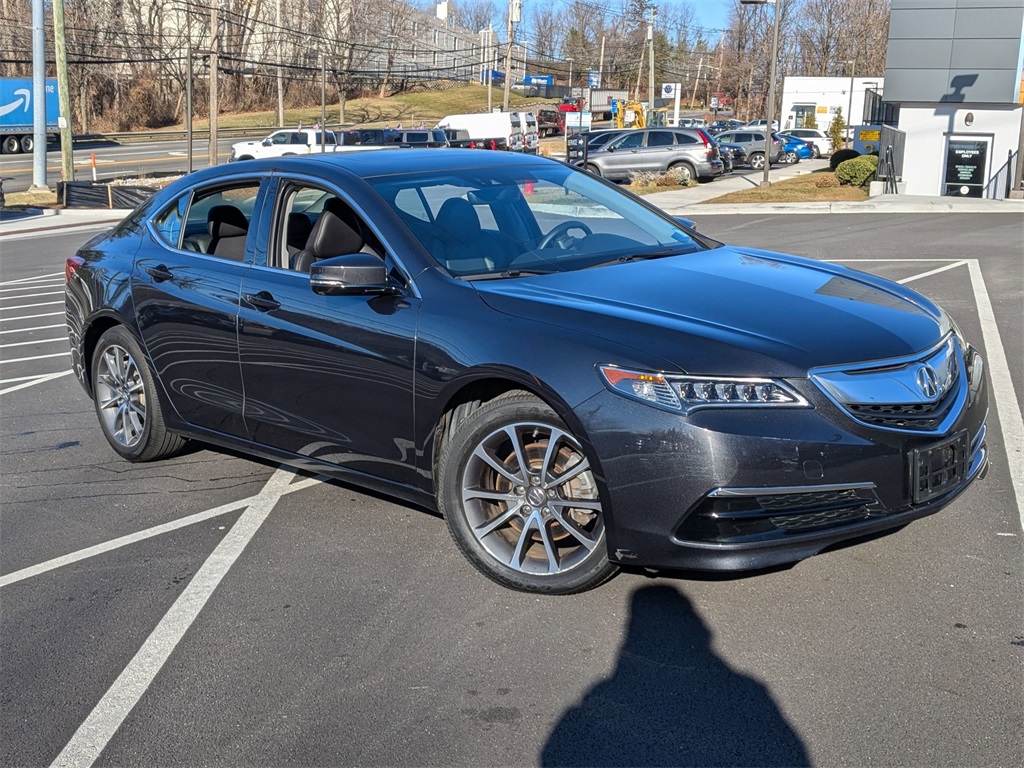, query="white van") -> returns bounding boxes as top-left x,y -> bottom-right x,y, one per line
436,112 -> 525,152
515,112 -> 540,154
